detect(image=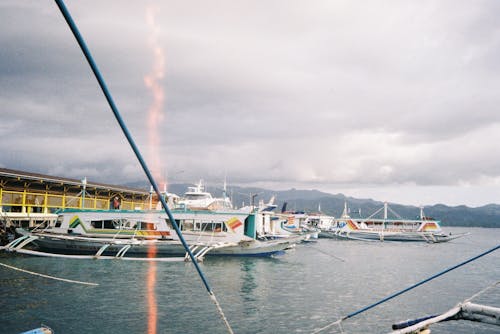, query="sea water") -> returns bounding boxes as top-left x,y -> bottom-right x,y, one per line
1,227 -> 499,334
